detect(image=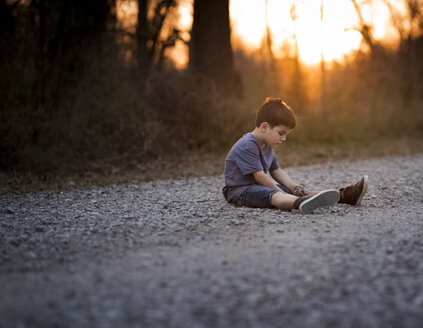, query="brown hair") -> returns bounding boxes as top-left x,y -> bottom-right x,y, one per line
255,97 -> 296,129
